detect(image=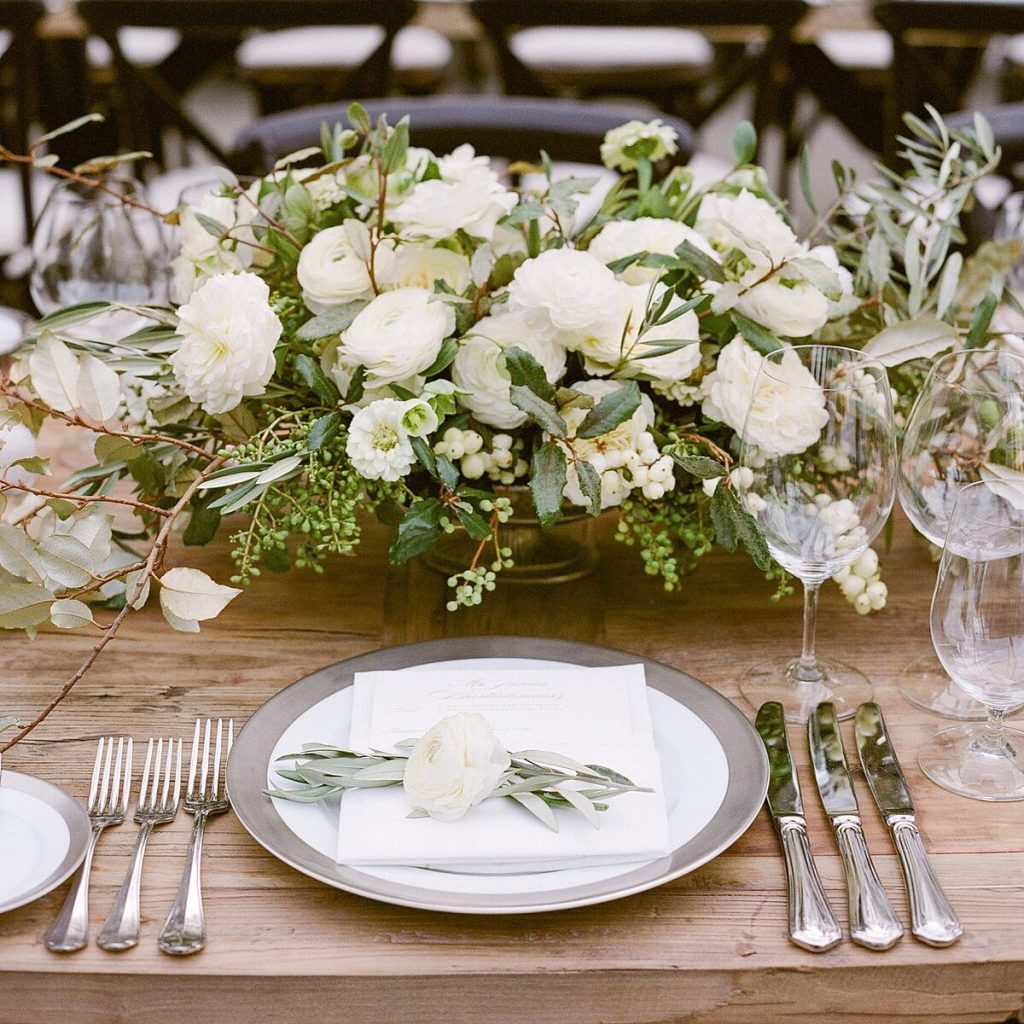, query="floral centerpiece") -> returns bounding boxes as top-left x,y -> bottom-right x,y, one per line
0,105 -> 1019,744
